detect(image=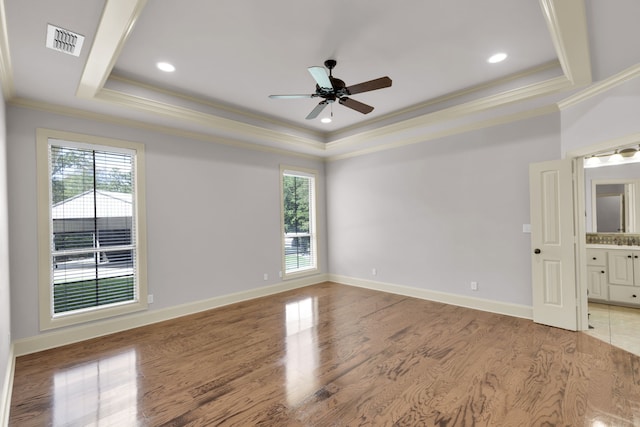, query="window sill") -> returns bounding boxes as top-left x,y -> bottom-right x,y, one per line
40,299 -> 148,331
282,267 -> 319,281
